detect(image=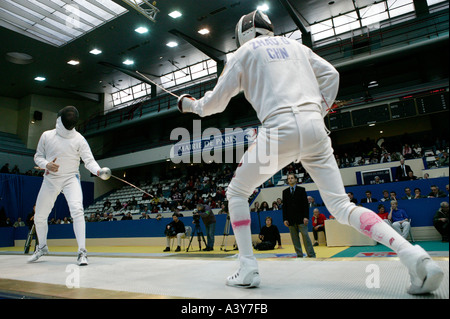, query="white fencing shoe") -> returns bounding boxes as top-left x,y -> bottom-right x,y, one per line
398,245 -> 444,295
226,266 -> 261,288
77,249 -> 88,266
27,245 -> 49,263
